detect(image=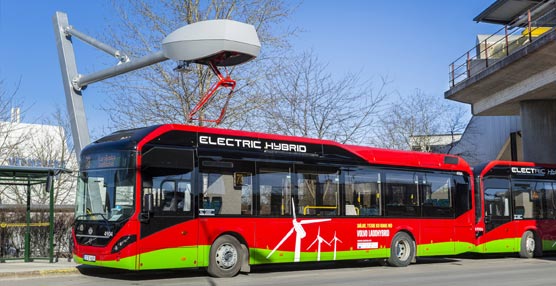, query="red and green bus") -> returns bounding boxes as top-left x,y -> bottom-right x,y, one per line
473,160 -> 556,258
72,124 -> 476,277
